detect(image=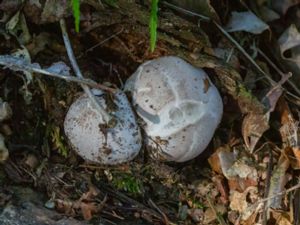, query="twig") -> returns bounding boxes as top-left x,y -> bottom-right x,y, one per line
214,25 -> 300,101
78,27 -> 124,59
257,48 -> 300,97
212,21 -> 276,85
59,19 -> 111,123
162,1 -> 210,21
148,198 -> 170,225
258,182 -> 300,204
0,55 -> 117,93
